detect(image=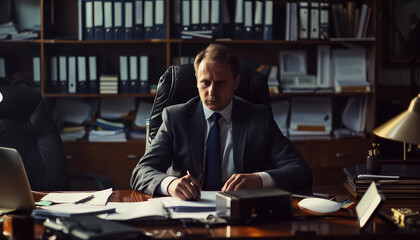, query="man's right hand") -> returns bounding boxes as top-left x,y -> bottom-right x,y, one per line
167,174 -> 202,200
